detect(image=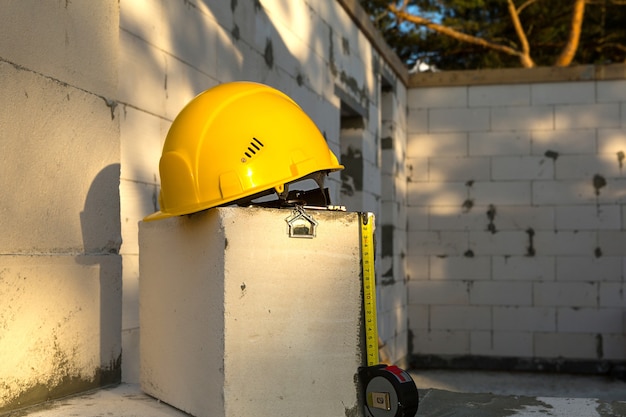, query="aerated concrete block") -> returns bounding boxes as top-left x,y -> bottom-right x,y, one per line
140,207 -> 366,417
